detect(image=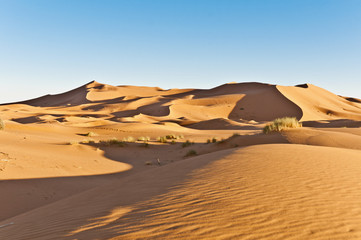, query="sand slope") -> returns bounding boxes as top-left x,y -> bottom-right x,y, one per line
1,144 -> 361,239
0,81 -> 361,239
277,84 -> 361,121
3,81 -> 361,126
